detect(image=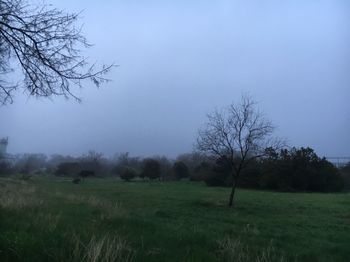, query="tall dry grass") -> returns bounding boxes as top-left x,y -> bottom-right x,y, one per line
55,192 -> 127,219
0,179 -> 44,209
67,234 -> 134,262
217,237 -> 286,262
